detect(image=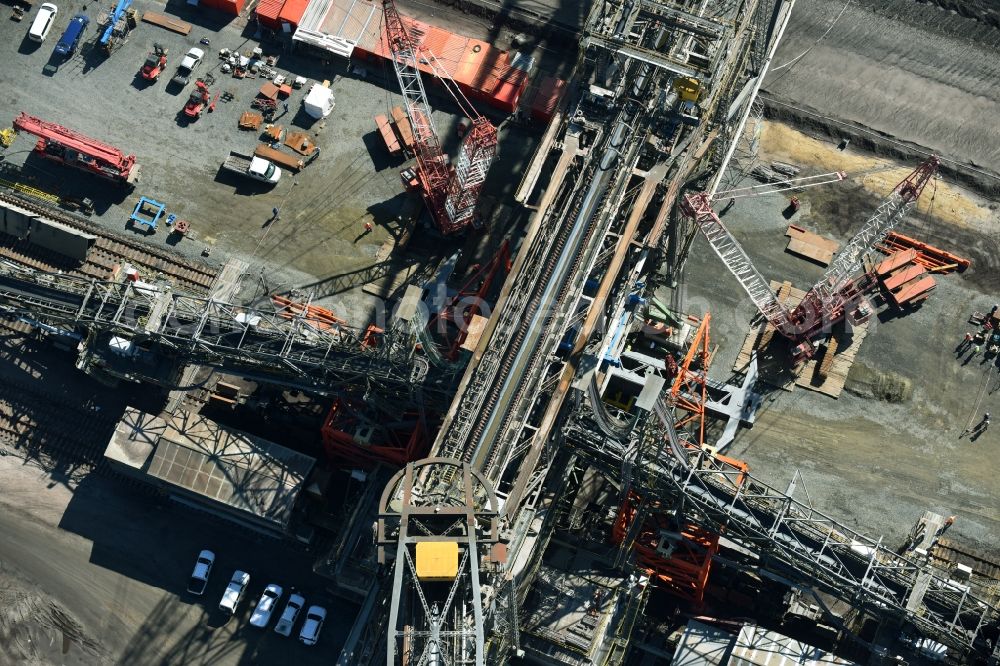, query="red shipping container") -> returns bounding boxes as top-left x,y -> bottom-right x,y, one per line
215,0 -> 244,15
256,0 -> 284,29
278,0 -> 308,28
530,76 -> 566,123
490,70 -> 528,114
203,0 -> 243,15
